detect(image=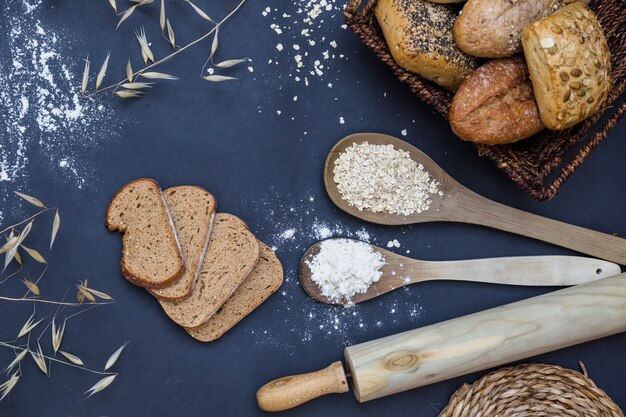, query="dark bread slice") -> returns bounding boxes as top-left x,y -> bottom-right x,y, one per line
149,186 -> 217,301
105,178 -> 184,288
160,213 -> 260,328
185,241 -> 283,342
